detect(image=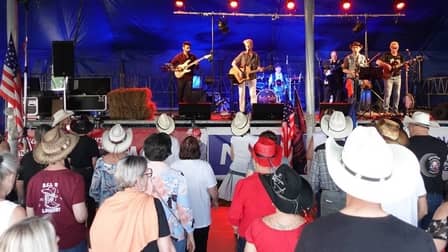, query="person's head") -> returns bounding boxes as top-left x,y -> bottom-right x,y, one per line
403,111 -> 439,136
259,130 -> 278,144
0,216 -> 58,252
243,39 -> 253,51
389,41 -> 399,53
114,155 -> 150,191
101,124 -> 133,154
69,115 -> 94,135
33,128 -> 79,165
231,112 -> 250,136
330,50 -> 338,60
190,128 -> 202,140
375,118 -> 409,146
250,137 -> 283,172
0,153 -> 19,196
143,133 -> 172,161
34,124 -> 51,144
179,136 -> 201,160
320,110 -> 353,139
349,41 -> 363,54
182,41 -> 191,54
155,113 -> 175,135
274,64 -> 282,73
260,164 -> 313,214
51,109 -> 74,128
